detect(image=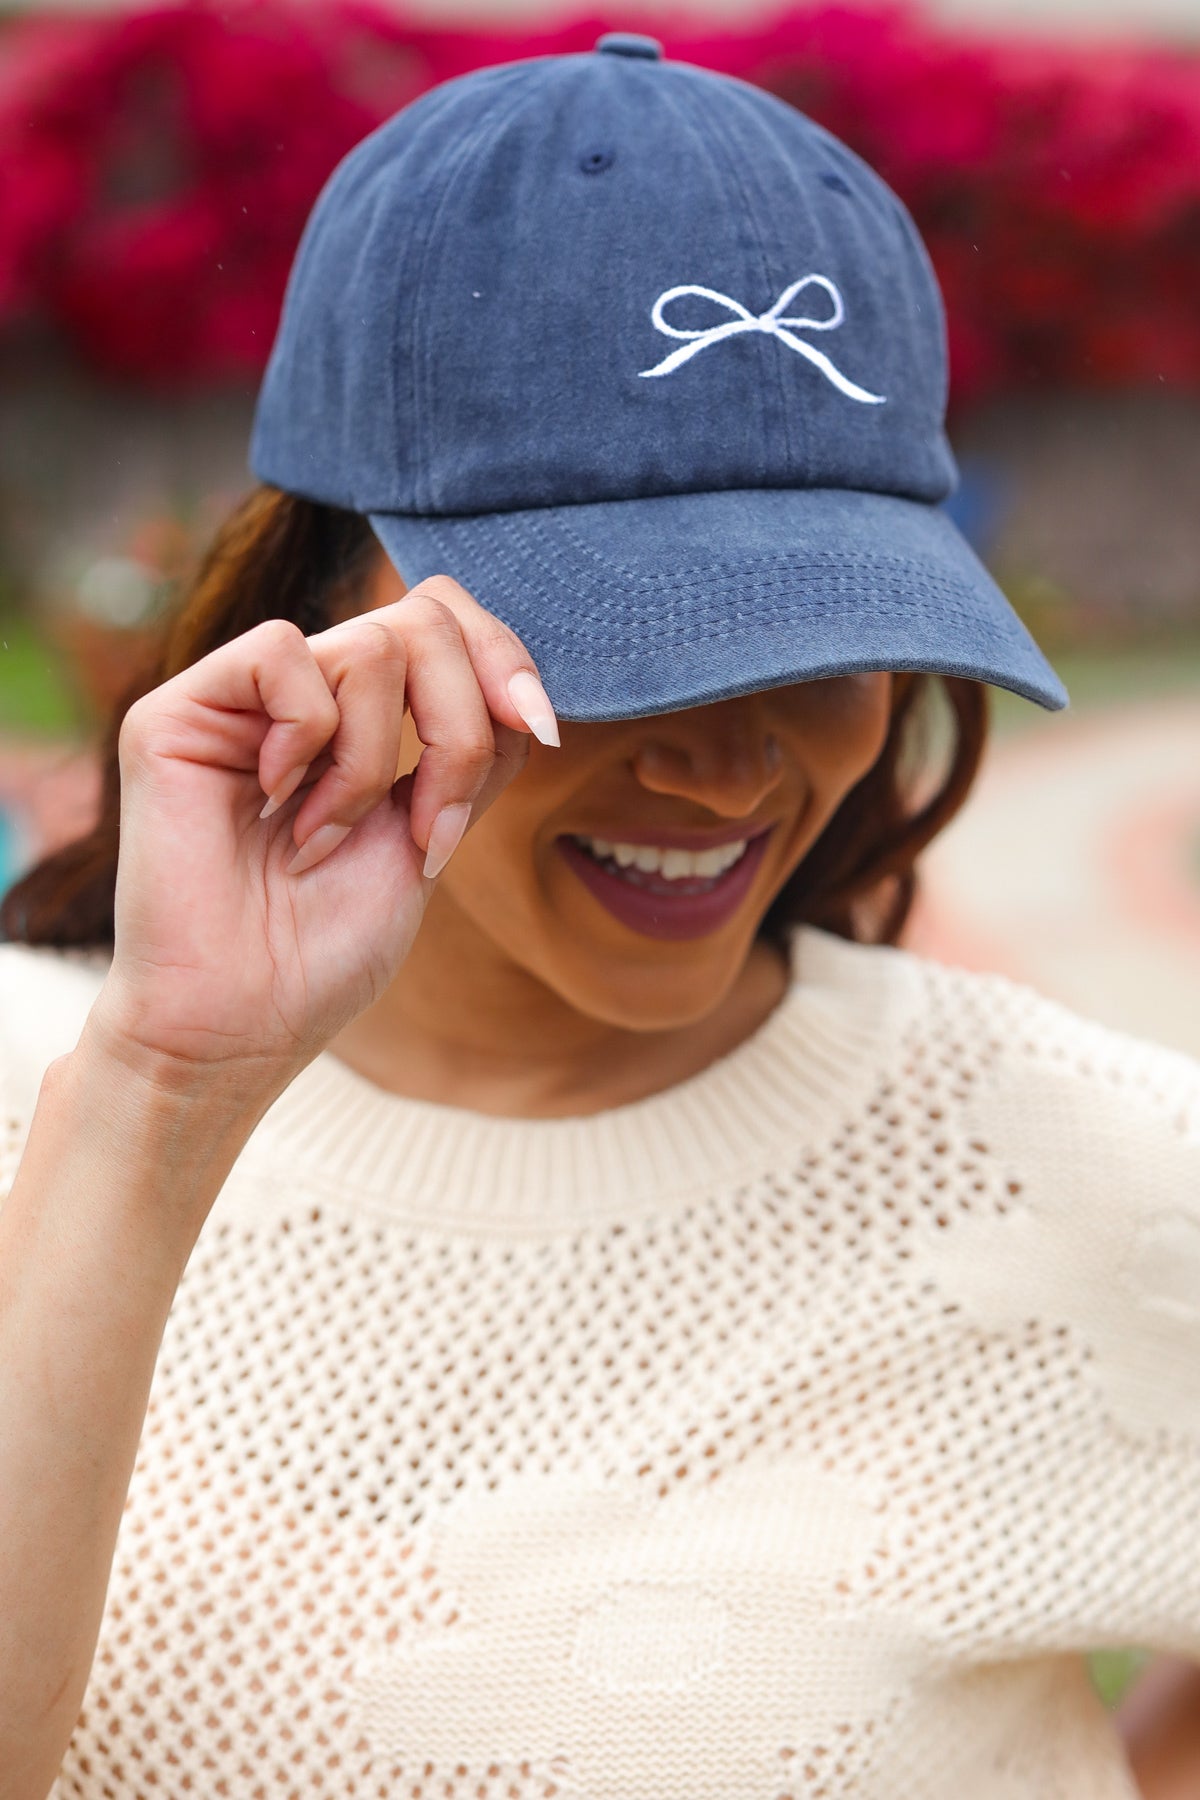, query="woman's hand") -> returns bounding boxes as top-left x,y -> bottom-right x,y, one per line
85,574 -> 557,1096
